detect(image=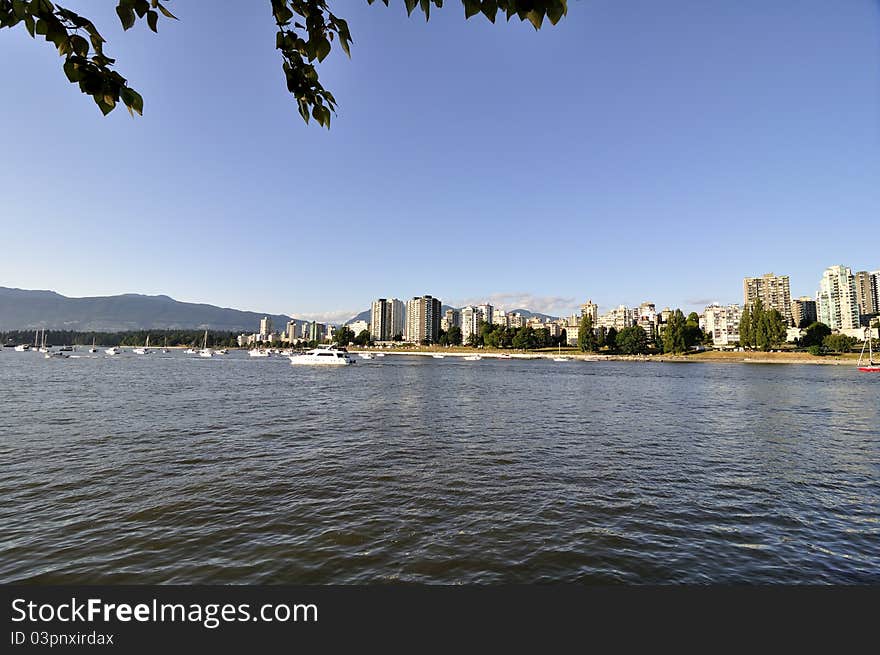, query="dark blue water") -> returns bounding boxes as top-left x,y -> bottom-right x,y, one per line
1,350 -> 877,583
